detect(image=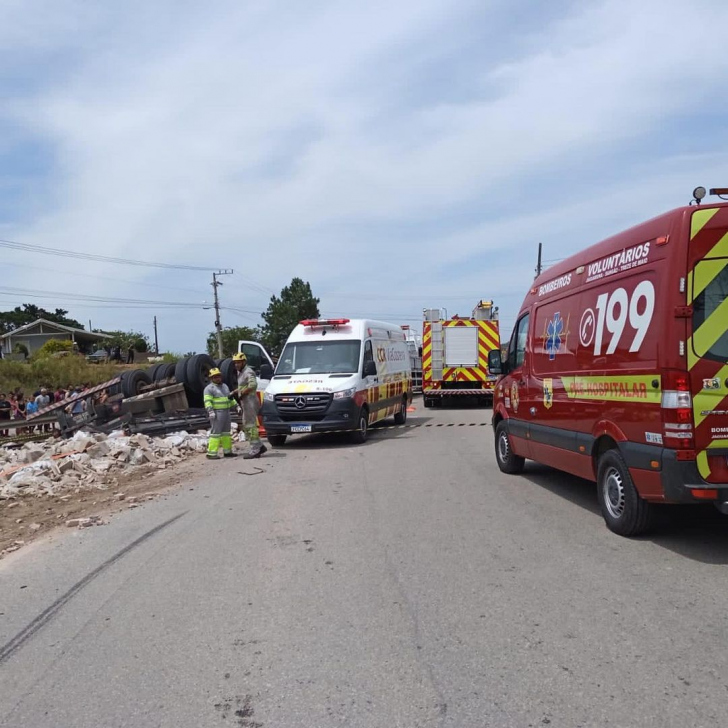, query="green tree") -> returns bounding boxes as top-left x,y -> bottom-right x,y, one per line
260,277 -> 320,356
0,304 -> 85,335
99,330 -> 150,352
206,326 -> 261,358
